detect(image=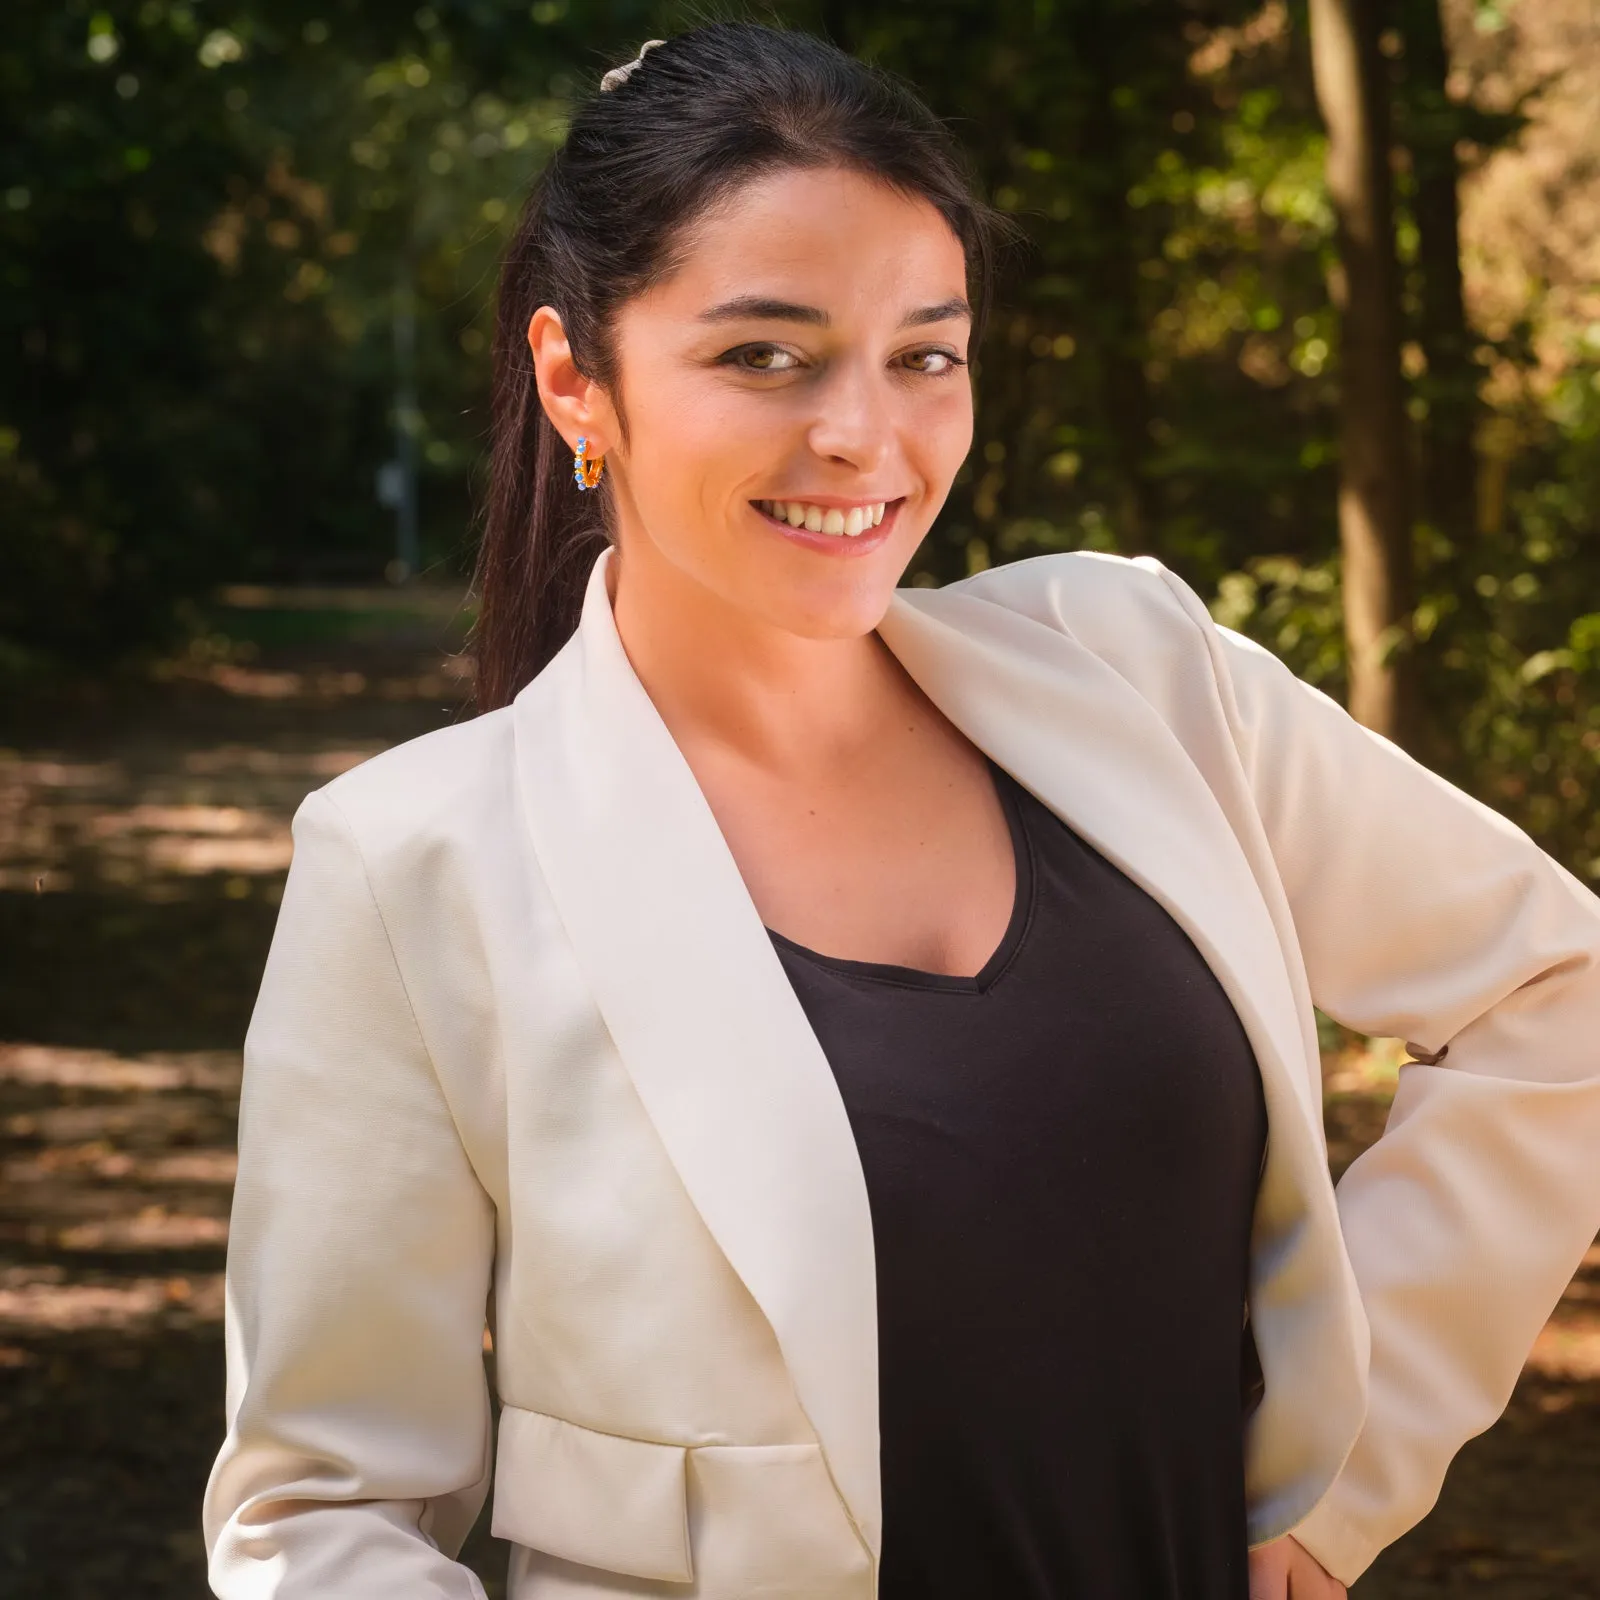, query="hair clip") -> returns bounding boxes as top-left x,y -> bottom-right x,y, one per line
600,38 -> 665,92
